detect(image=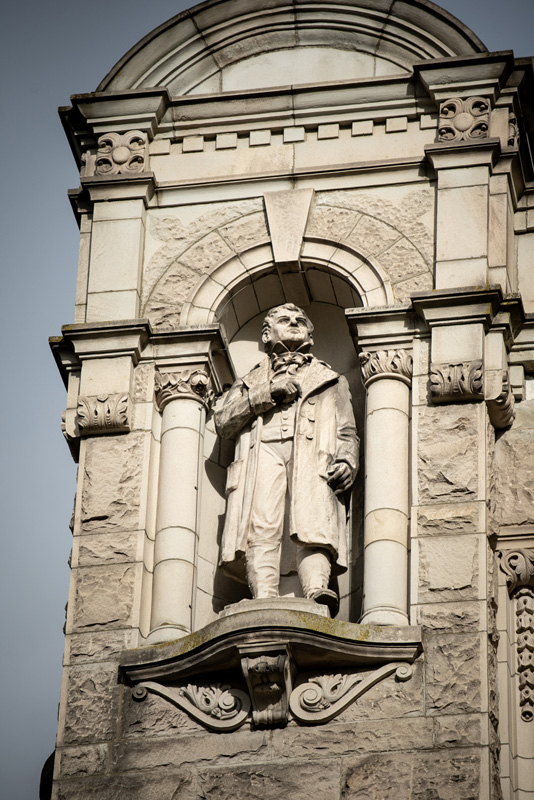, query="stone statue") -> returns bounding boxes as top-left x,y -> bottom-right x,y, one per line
214,304 -> 359,614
